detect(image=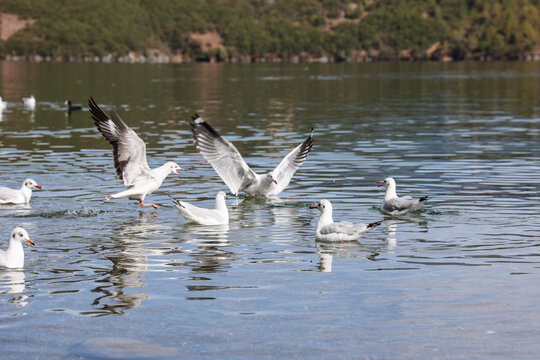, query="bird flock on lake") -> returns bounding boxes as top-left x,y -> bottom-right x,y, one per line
0,96 -> 428,268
